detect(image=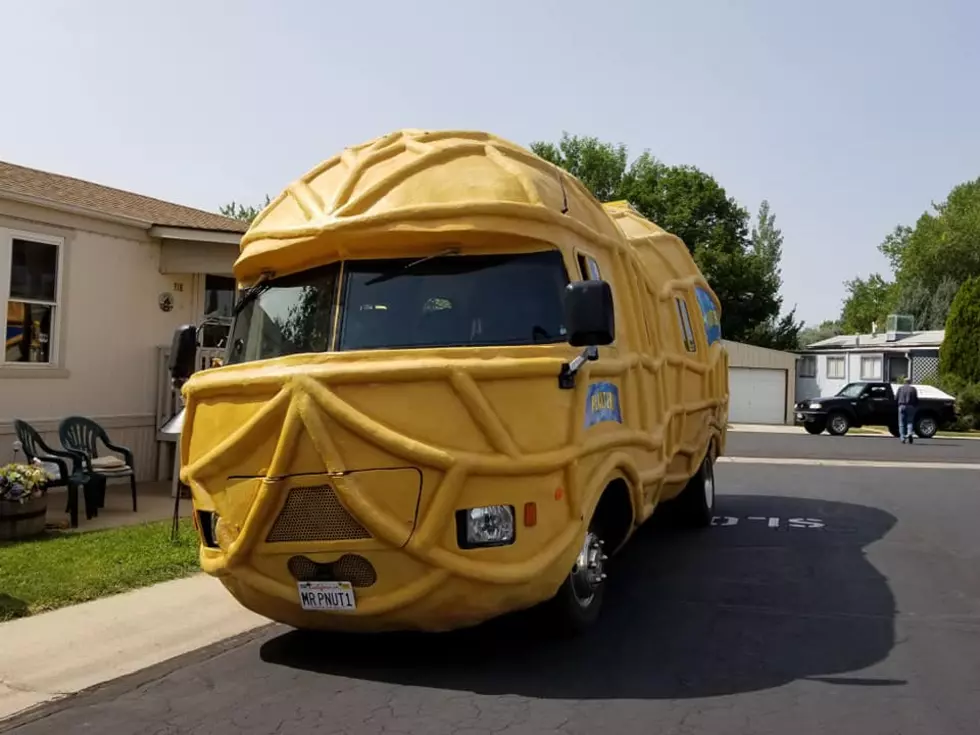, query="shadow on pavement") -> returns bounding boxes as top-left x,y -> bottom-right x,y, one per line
260,494 -> 899,700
